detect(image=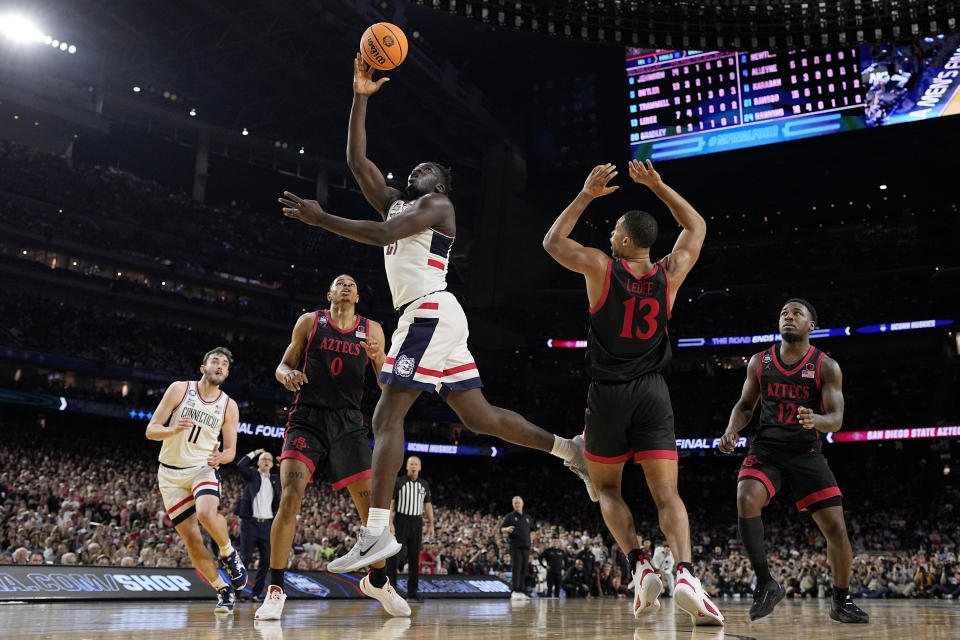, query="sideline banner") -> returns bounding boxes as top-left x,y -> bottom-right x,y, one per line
0,566 -> 510,601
